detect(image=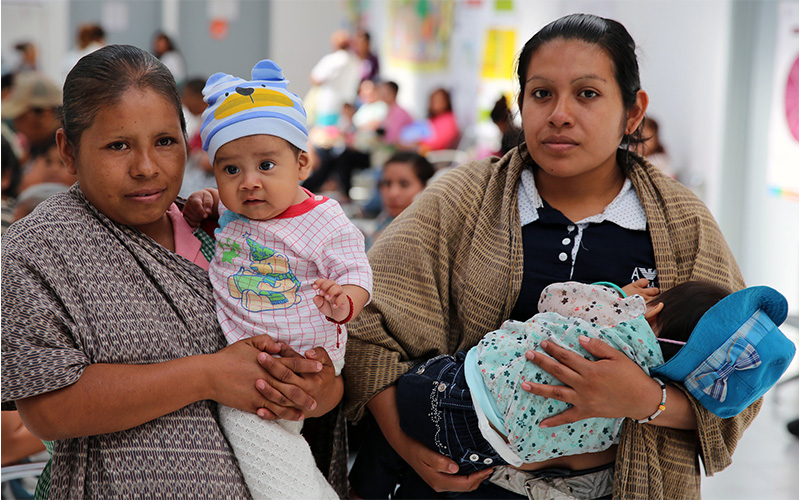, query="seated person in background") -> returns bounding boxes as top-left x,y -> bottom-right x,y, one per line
490,95 -> 521,157
1,71 -> 62,165
400,88 -> 460,153
13,182 -> 70,222
376,81 -> 413,148
1,411 -> 46,467
353,280 -> 792,494
638,116 -> 674,177
17,135 -> 75,193
1,135 -> 23,234
350,80 -> 388,151
184,59 -> 372,500
366,151 -> 434,249
179,77 -> 216,198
